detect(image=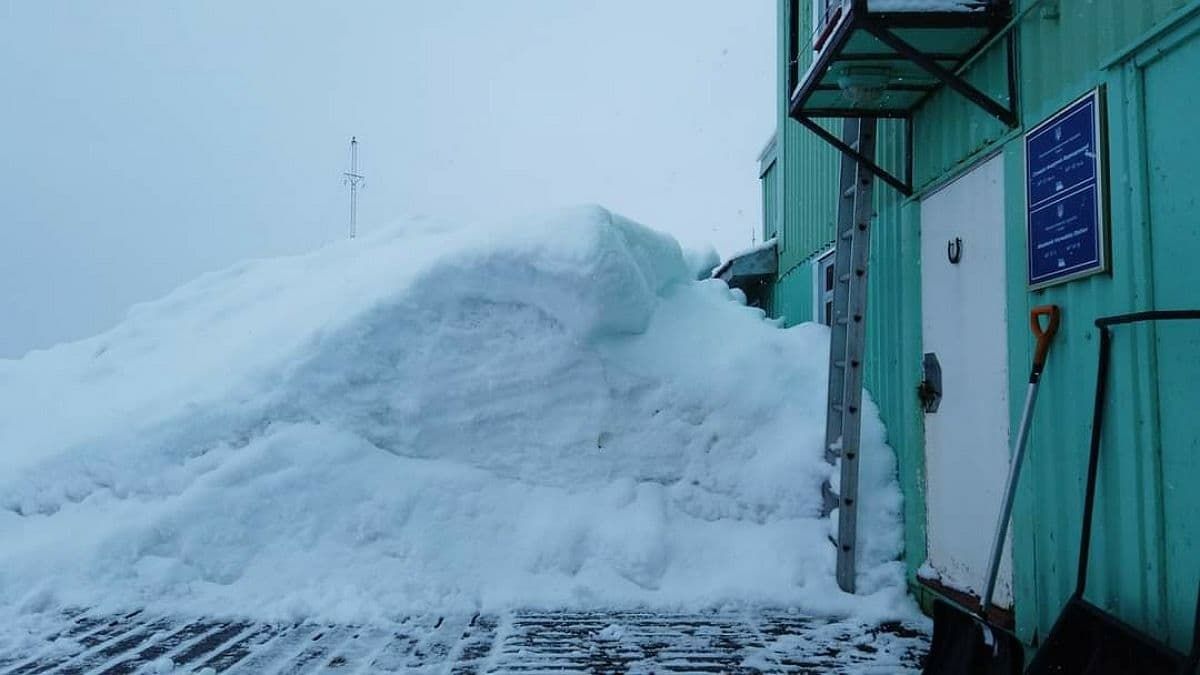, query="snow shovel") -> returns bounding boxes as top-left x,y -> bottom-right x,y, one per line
922,304 -> 1061,675
1025,310 -> 1200,675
